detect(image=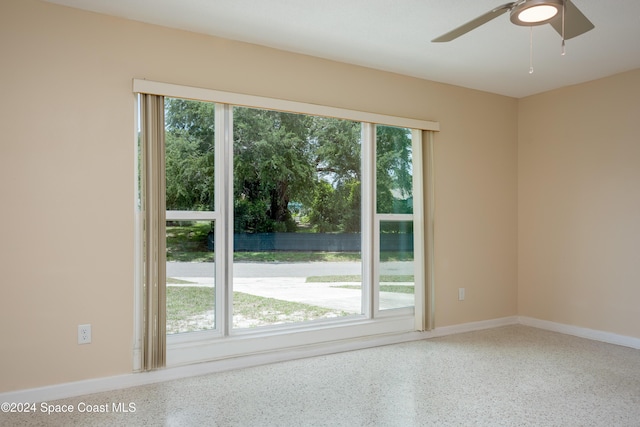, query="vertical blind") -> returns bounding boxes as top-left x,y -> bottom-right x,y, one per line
140,94 -> 166,370
423,130 -> 436,331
